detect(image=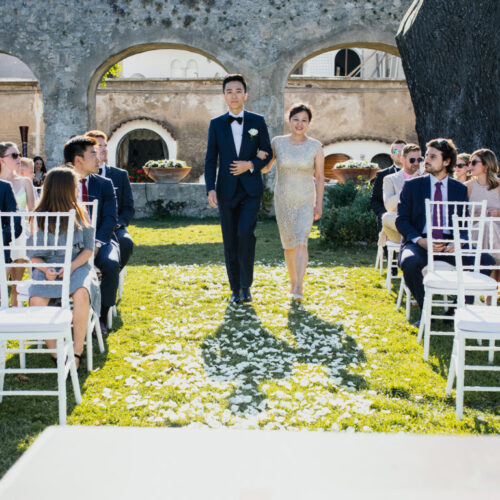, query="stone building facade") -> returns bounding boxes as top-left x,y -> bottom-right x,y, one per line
0,0 -> 413,167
